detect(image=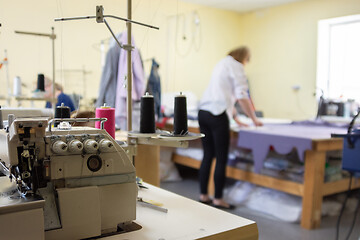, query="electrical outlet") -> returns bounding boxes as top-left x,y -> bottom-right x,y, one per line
292,85 -> 301,91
